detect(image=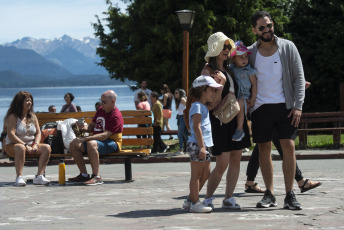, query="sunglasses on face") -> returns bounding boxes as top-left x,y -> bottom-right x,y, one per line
223,44 -> 231,50
258,23 -> 273,32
